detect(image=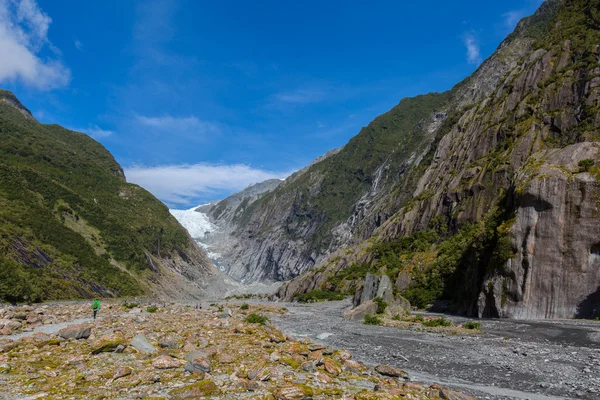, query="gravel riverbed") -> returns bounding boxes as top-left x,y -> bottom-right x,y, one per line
269,299 -> 600,400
